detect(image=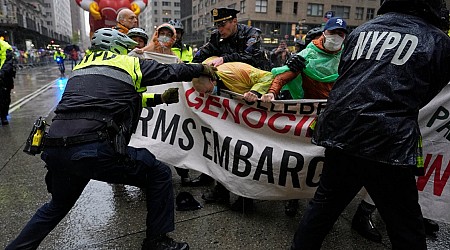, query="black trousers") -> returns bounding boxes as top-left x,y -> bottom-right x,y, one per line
0,87 -> 11,119
6,140 -> 175,249
291,148 -> 426,250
